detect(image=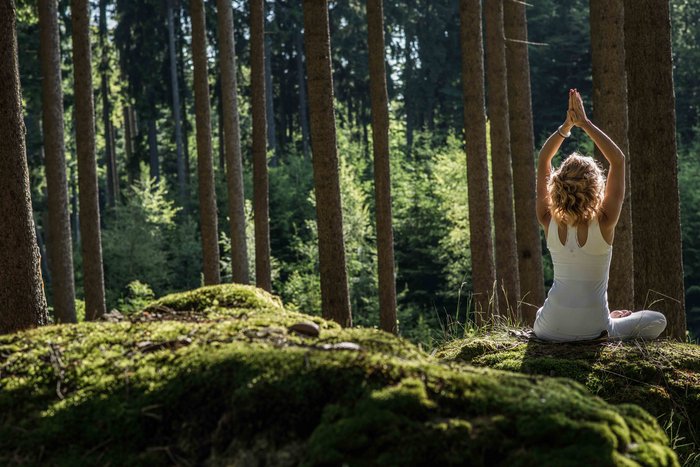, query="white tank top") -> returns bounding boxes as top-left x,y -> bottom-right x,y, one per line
534,215 -> 613,341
